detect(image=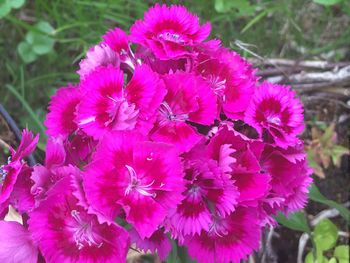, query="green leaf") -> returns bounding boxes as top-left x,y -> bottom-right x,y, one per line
309,184 -> 350,224
328,258 -> 337,263
241,10 -> 268,33
305,251 -> 328,263
214,0 -> 255,15
17,41 -> 37,63
26,21 -> 55,55
313,219 -> 338,252
275,211 -> 310,233
0,0 -> 11,18
334,245 -> 350,263
166,240 -> 179,263
313,0 -> 343,6
330,145 -> 349,166
10,0 -> 25,8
